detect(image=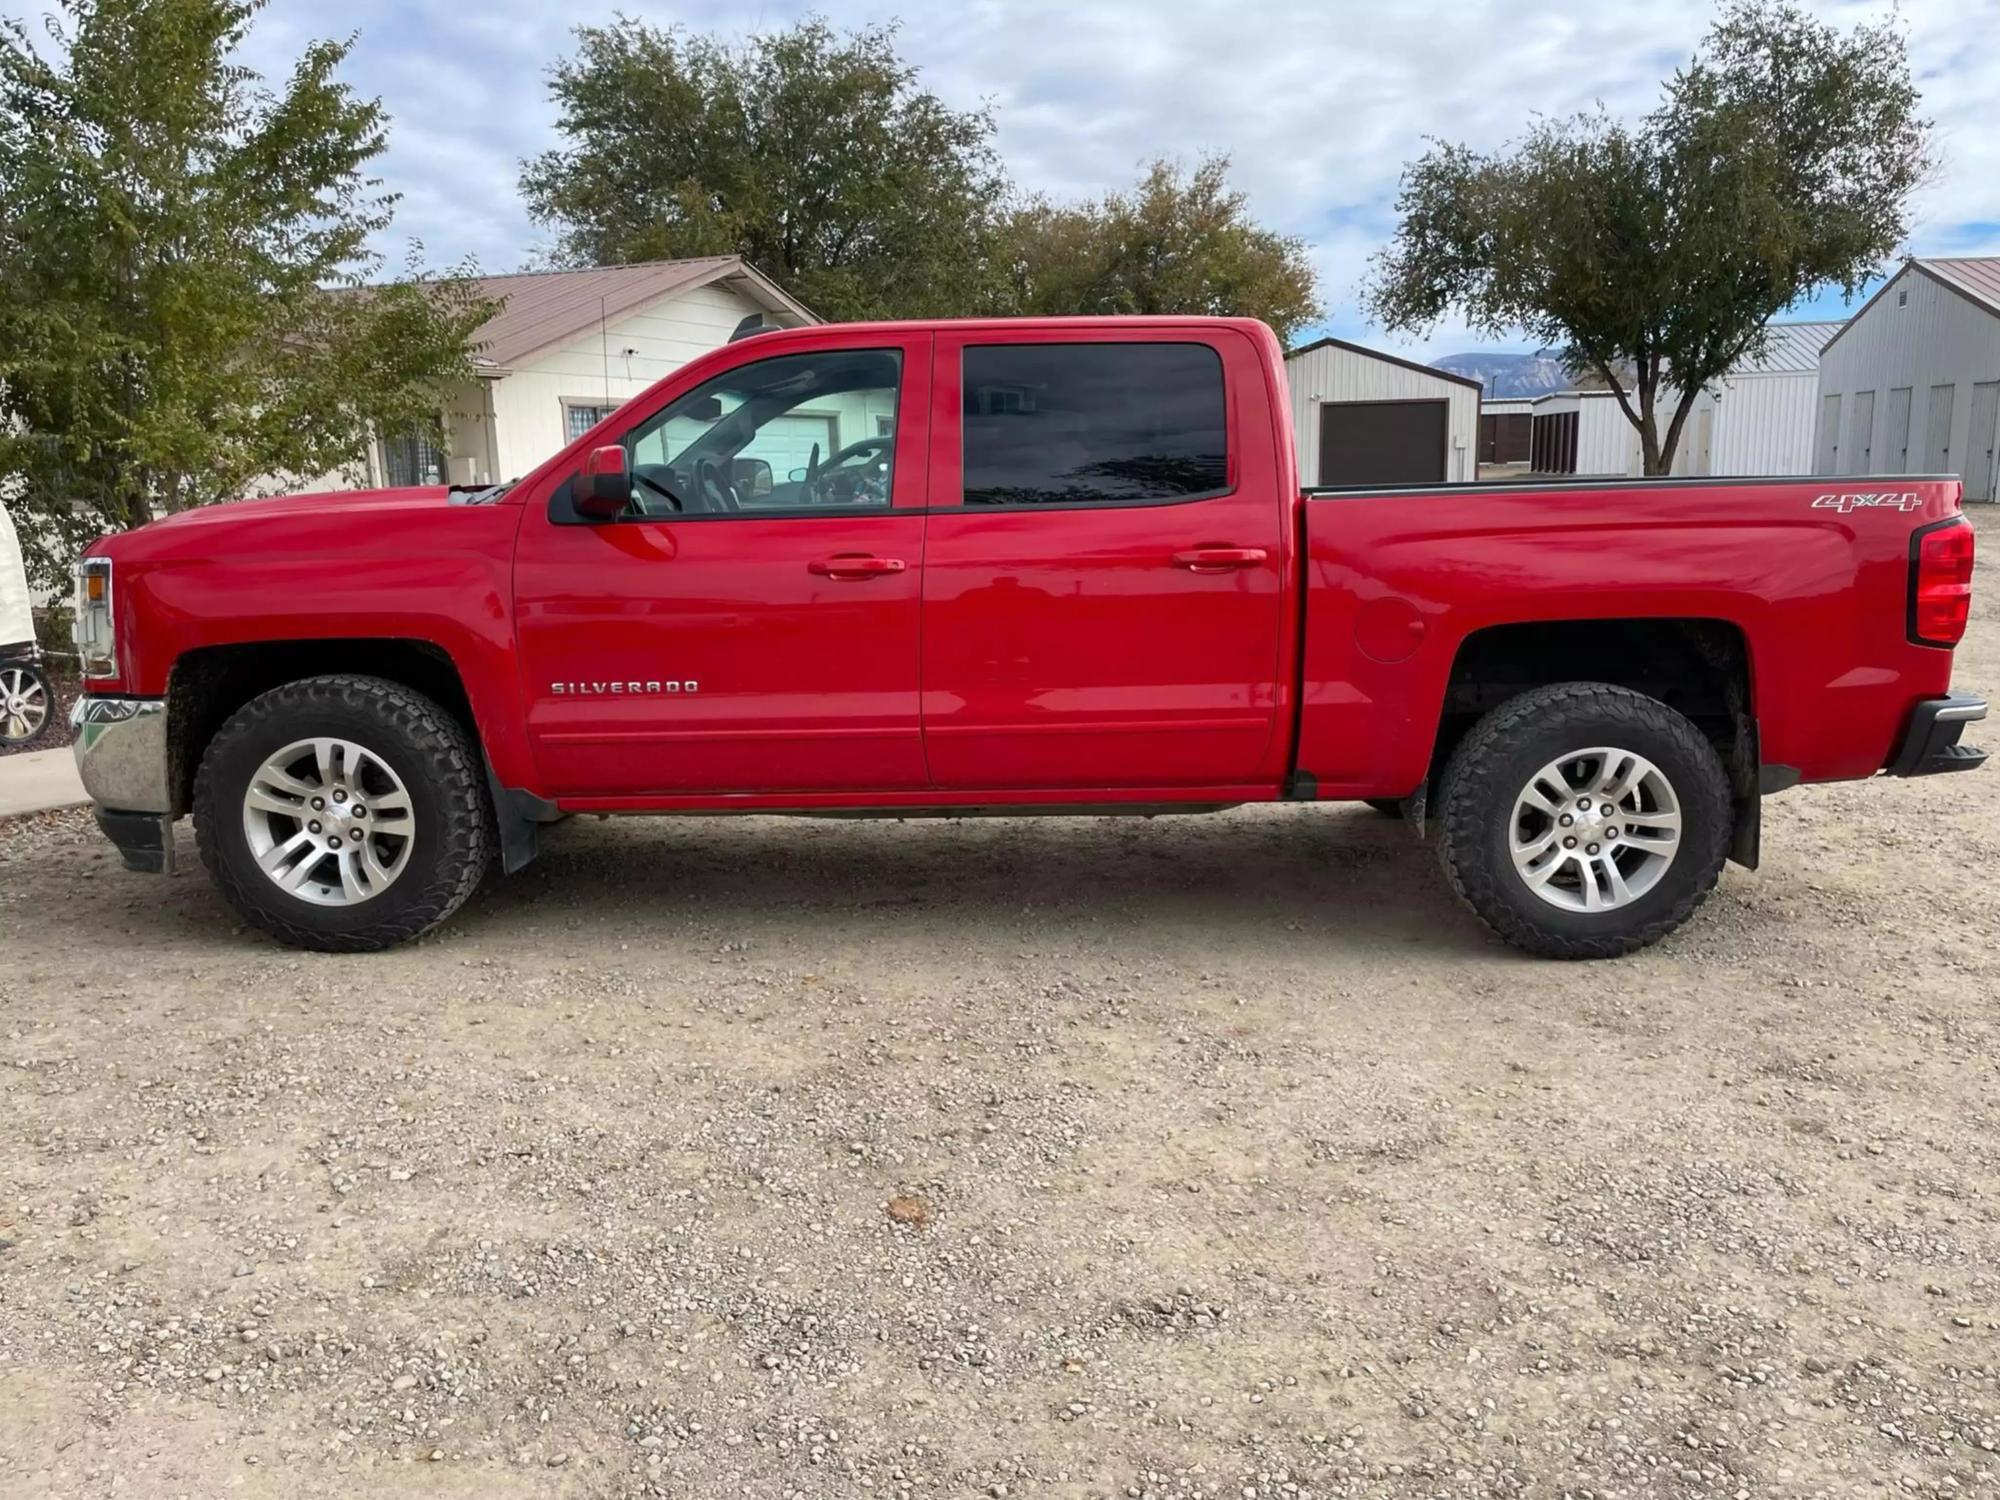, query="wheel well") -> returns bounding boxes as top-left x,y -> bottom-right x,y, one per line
1433,618 -> 1755,795
166,639 -> 478,815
